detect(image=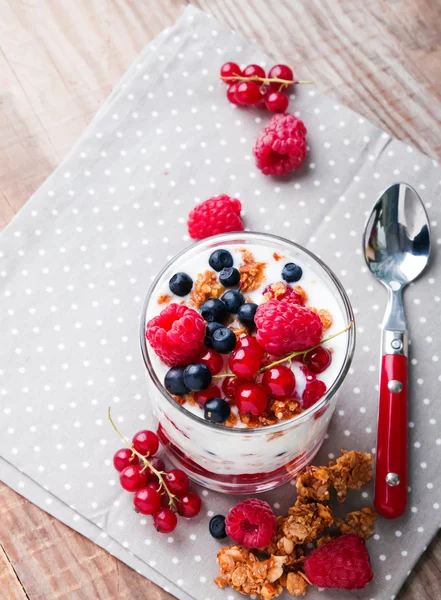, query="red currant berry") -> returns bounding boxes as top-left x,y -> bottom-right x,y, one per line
302,379 -> 327,409
176,491 -> 202,518
268,64 -> 294,90
132,430 -> 159,457
262,365 -> 296,399
221,376 -> 247,398
229,336 -> 264,378
164,469 -> 189,495
242,64 -> 265,79
145,456 -> 165,482
113,448 -> 139,472
227,83 -> 240,105
235,81 -> 261,105
194,384 -> 221,408
119,464 -> 148,492
265,91 -> 289,113
199,348 -> 224,375
235,382 -> 268,416
220,61 -> 242,83
304,346 -> 332,374
134,487 -> 162,515
153,507 -> 178,533
146,480 -> 168,505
